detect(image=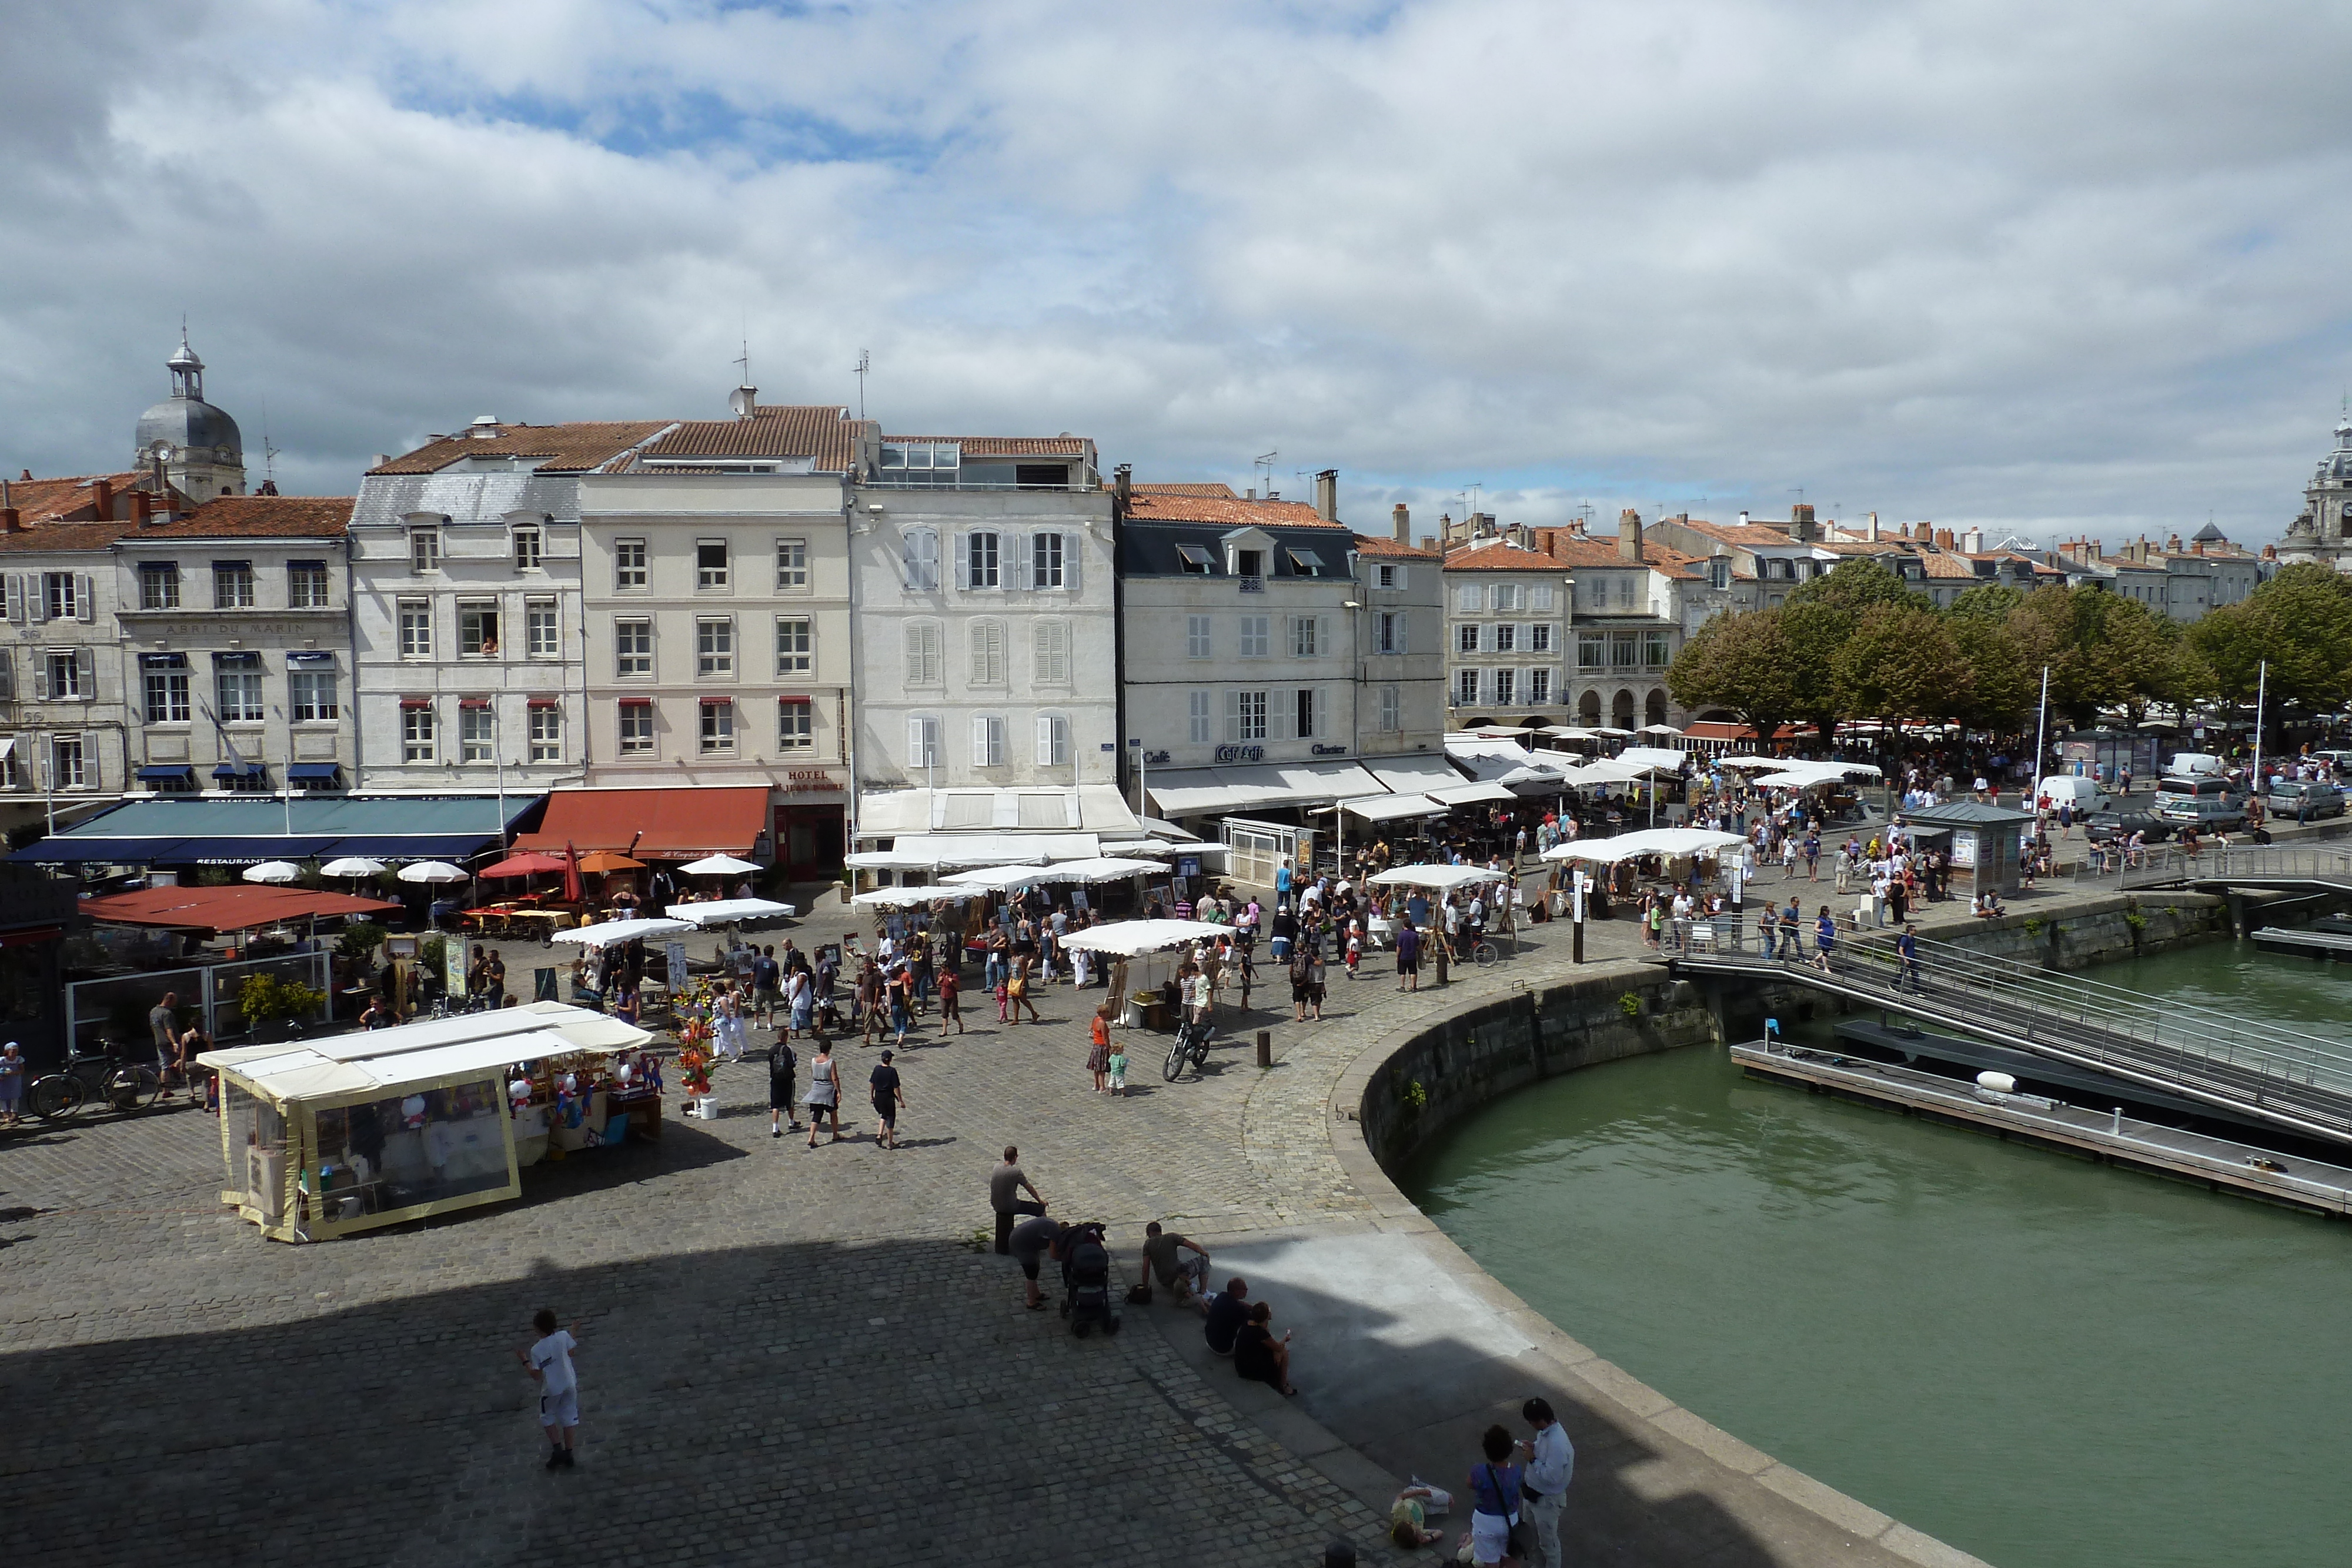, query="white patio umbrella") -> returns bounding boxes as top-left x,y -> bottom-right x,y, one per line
677,853 -> 761,877
242,860 -> 301,884
552,916 -> 693,945
320,857 -> 387,878
396,861 -> 470,884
